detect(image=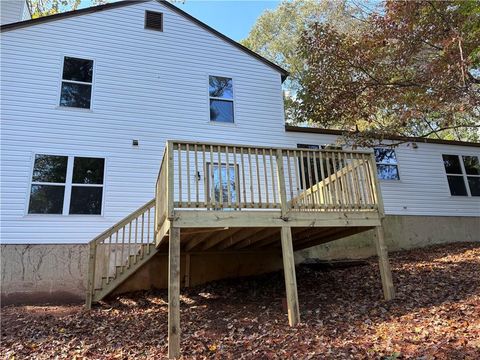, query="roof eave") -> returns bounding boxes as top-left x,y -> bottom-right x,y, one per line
285,125 -> 480,148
